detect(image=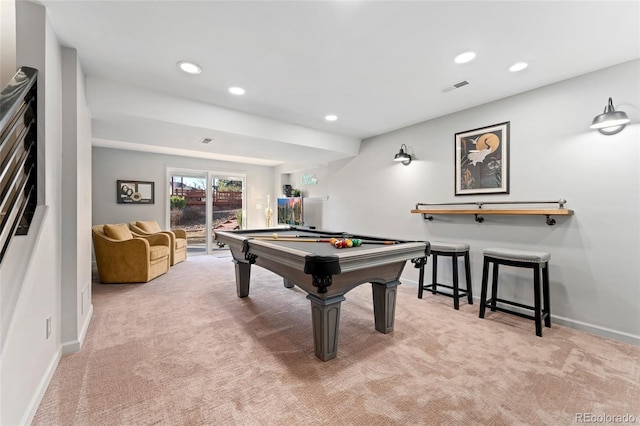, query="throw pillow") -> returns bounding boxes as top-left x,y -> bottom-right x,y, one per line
103,223 -> 133,241
137,221 -> 162,233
